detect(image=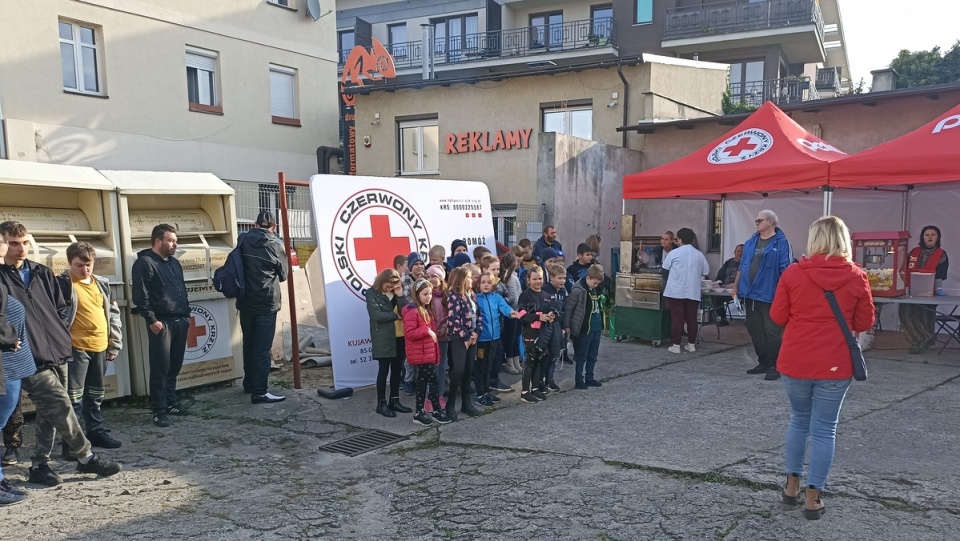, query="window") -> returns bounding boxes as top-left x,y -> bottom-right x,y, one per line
398,119 -> 439,175
708,201 -> 722,253
59,20 -> 103,95
186,47 -> 220,113
729,59 -> 765,106
269,64 -> 298,125
635,0 -> 653,25
268,0 -> 291,6
432,14 -> 479,61
530,12 -> 563,51
338,30 -> 355,64
591,5 -> 613,39
388,24 -> 408,58
542,106 -> 593,140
